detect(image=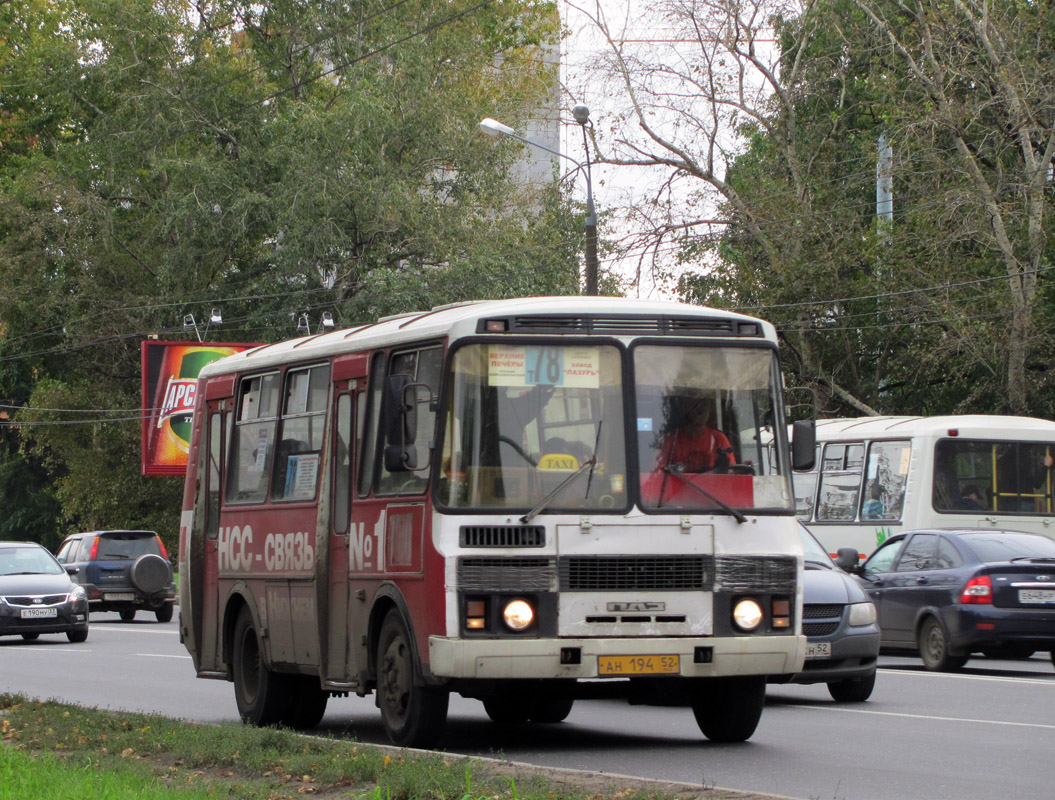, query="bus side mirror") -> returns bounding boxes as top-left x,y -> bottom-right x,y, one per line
791,419 -> 816,471
383,374 -> 418,472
